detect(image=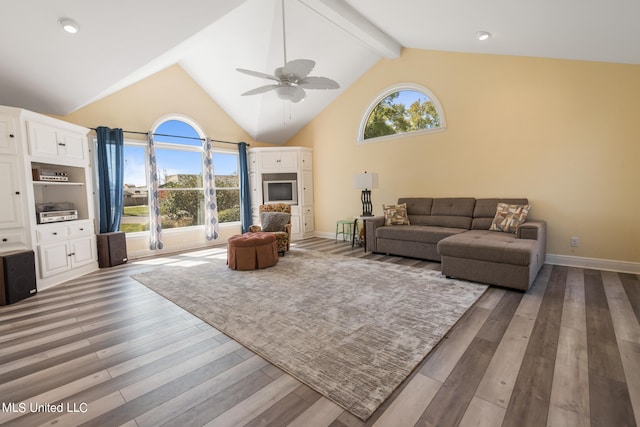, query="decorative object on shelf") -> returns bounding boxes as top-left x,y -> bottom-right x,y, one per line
353,171 -> 378,217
